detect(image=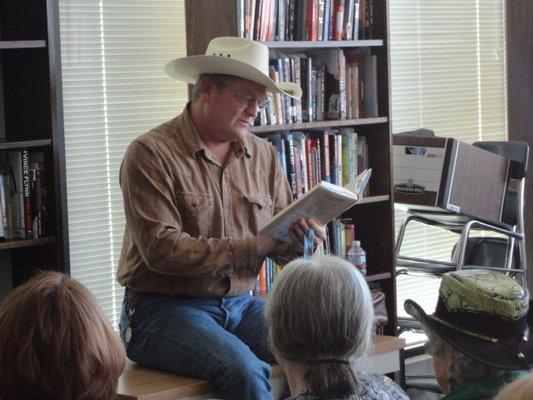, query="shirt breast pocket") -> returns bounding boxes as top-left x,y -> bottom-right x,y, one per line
244,194 -> 274,234
176,192 -> 214,236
